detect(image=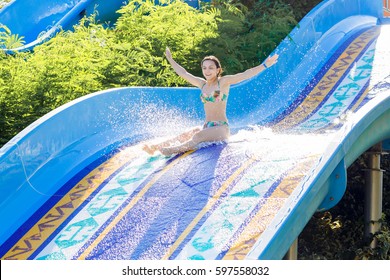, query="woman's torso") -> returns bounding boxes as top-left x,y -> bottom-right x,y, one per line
200,79 -> 230,122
